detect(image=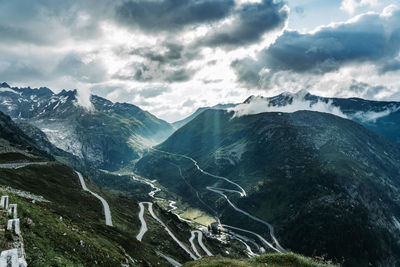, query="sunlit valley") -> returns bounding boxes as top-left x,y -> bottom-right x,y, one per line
1,1 -> 400,267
